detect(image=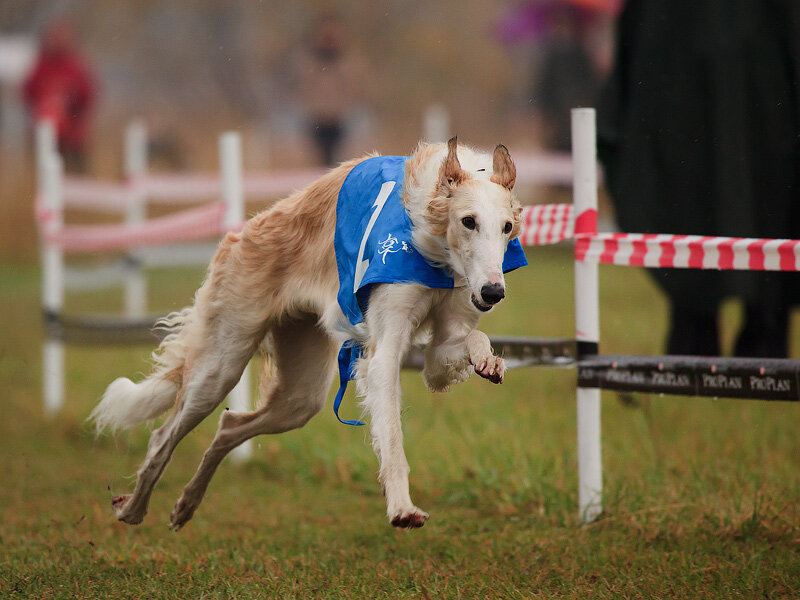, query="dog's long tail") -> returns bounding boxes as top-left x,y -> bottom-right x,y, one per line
90,306 -> 197,434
